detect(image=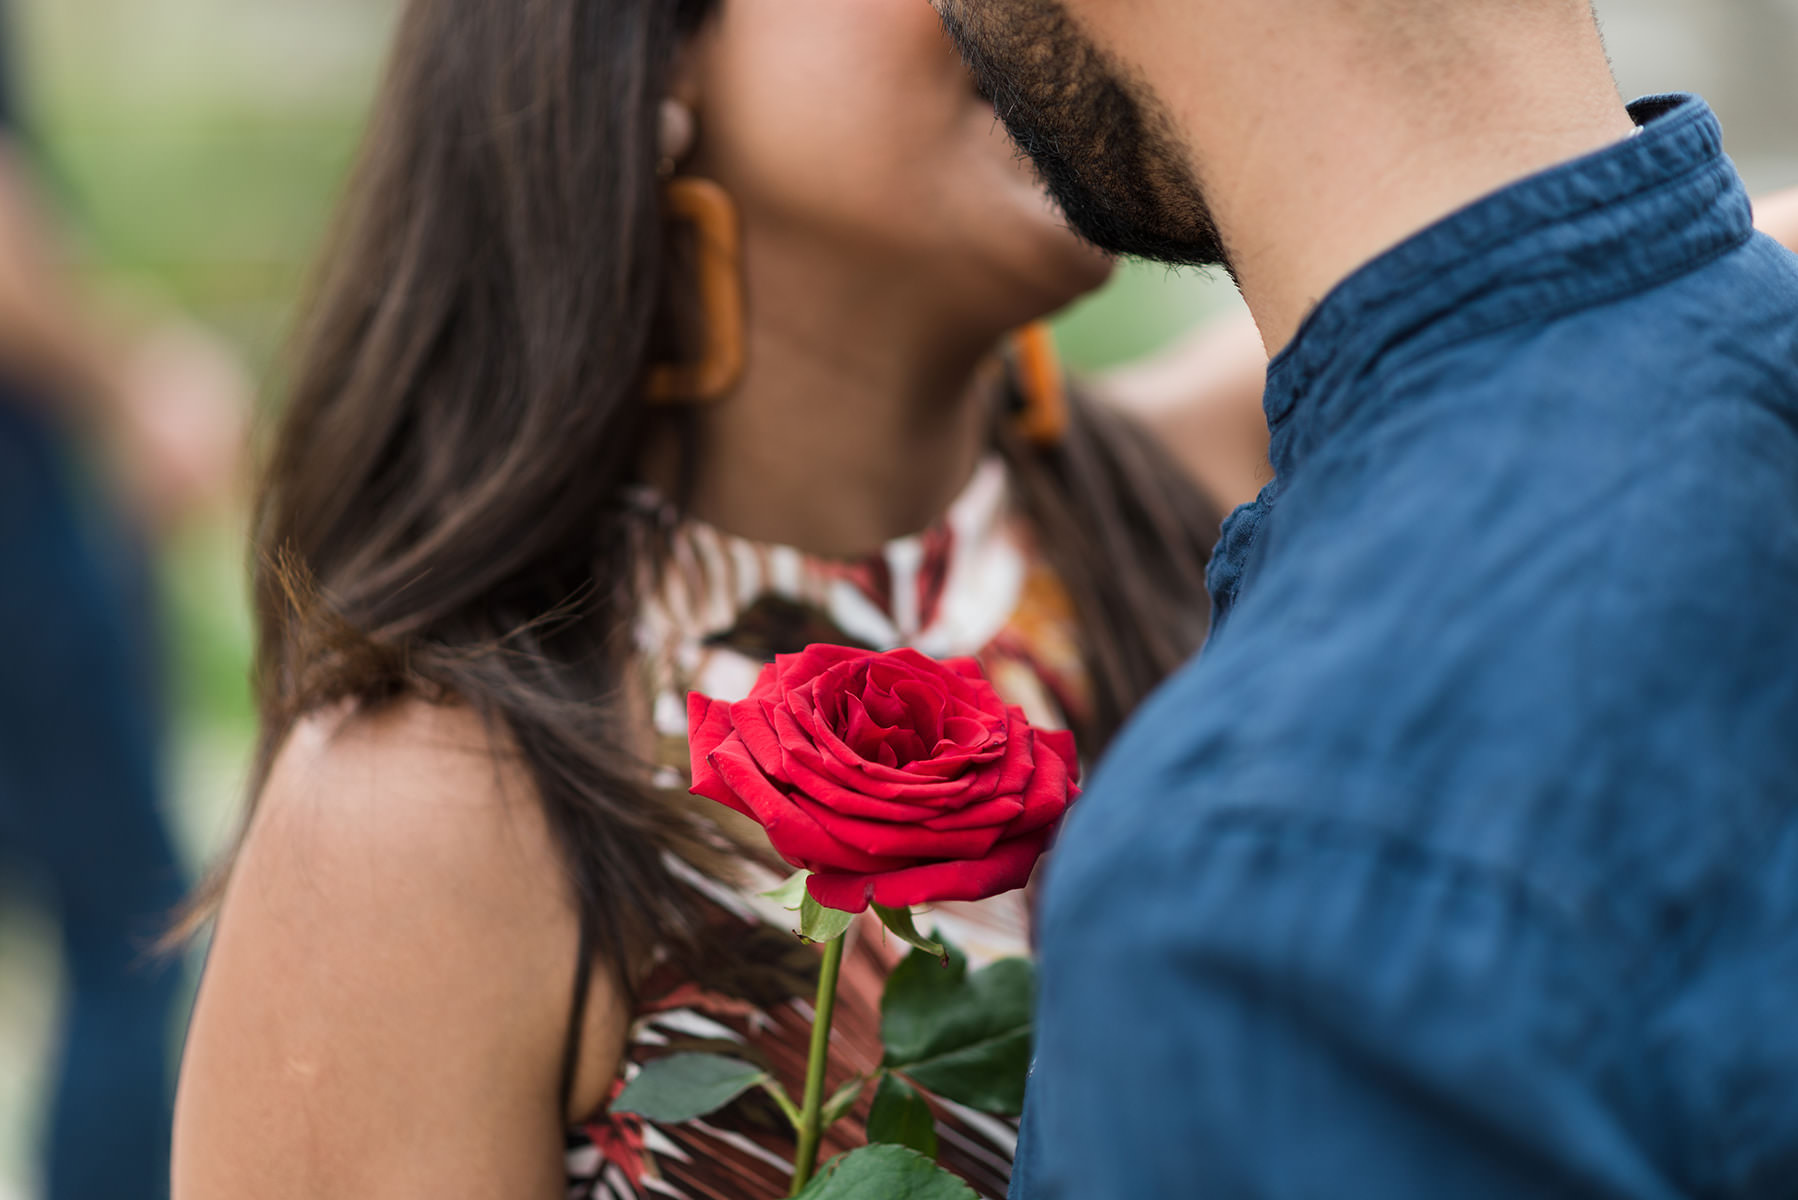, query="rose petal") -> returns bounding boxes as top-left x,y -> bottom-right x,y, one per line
746,659 -> 784,703
920,793 -> 1025,831
891,679 -> 948,746
904,736 -> 1005,779
729,698 -> 794,788
795,680 -> 1007,786
806,829 -> 1053,912
809,659 -> 875,732
784,726 -> 977,804
1037,727 -> 1082,785
787,791 -> 1005,861
915,652 -> 1008,716
984,708 -> 1039,797
784,735 -> 977,811
688,696 -> 751,817
774,645 -> 868,687
940,715 -> 990,749
861,684 -> 909,729
778,749 -> 949,823
687,692 -> 734,761
794,699 -> 987,794
803,870 -> 878,913
1007,731 -> 1077,836
842,694 -> 929,765
711,744 -> 905,874
766,706 -> 959,815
